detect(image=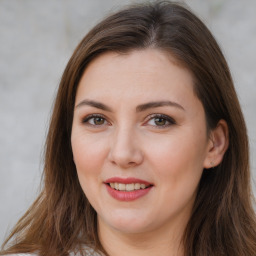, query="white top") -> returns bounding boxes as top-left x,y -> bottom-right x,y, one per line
8,254 -> 98,256
7,249 -> 101,256
8,255 -> 37,256
8,254 -> 37,256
